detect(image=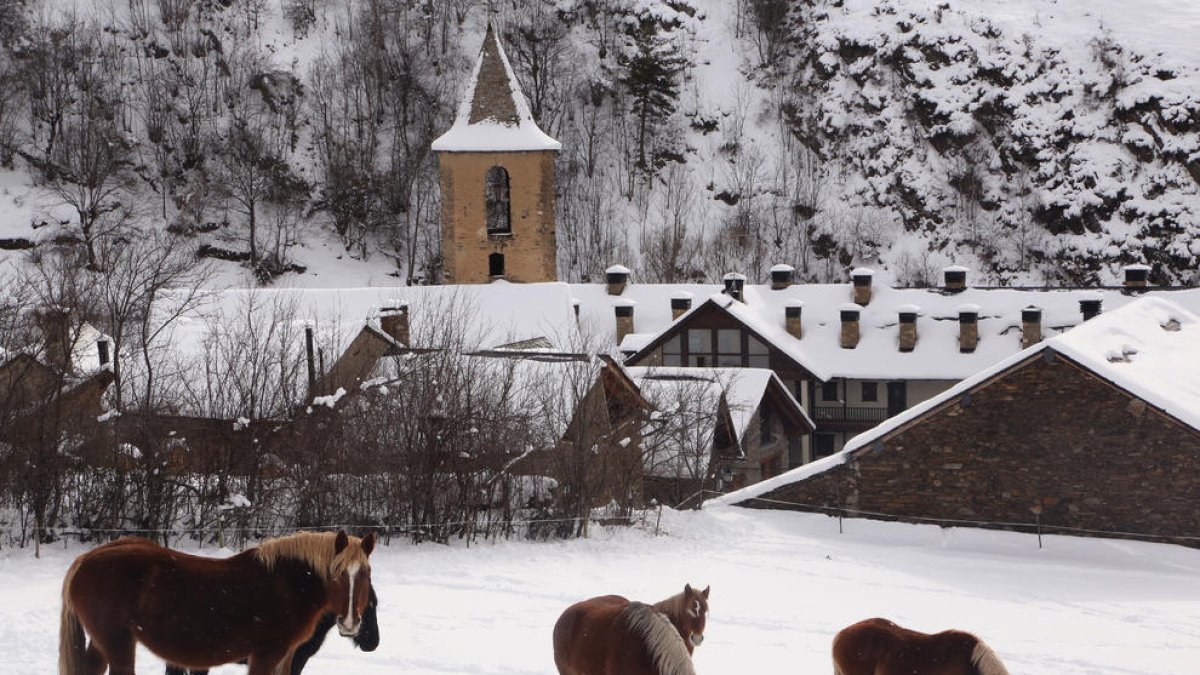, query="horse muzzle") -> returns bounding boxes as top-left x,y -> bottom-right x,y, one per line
337,616 -> 361,637
690,632 -> 704,647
